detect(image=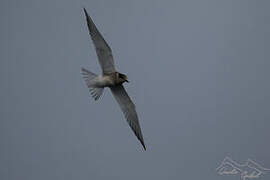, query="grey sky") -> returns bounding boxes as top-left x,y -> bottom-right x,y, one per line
1,0 -> 270,179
